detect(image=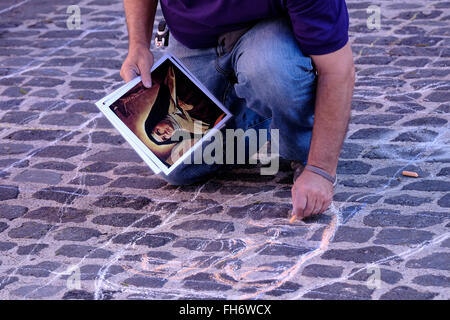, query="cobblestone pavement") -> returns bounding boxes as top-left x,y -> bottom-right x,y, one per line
0,0 -> 448,300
